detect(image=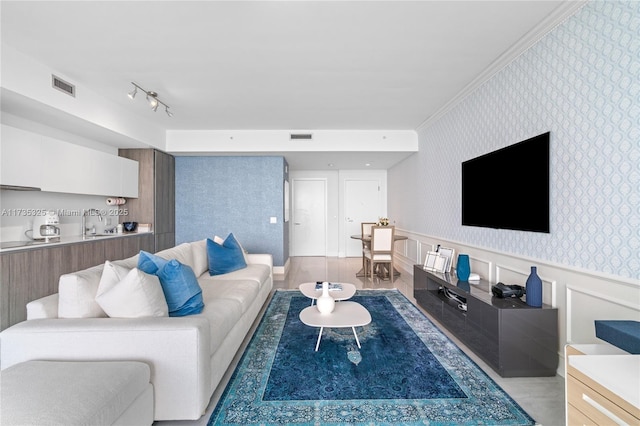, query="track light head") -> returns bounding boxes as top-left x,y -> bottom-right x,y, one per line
128,82 -> 172,117
147,91 -> 159,109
